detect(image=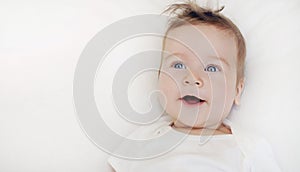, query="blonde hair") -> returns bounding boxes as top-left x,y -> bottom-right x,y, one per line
162,0 -> 246,82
